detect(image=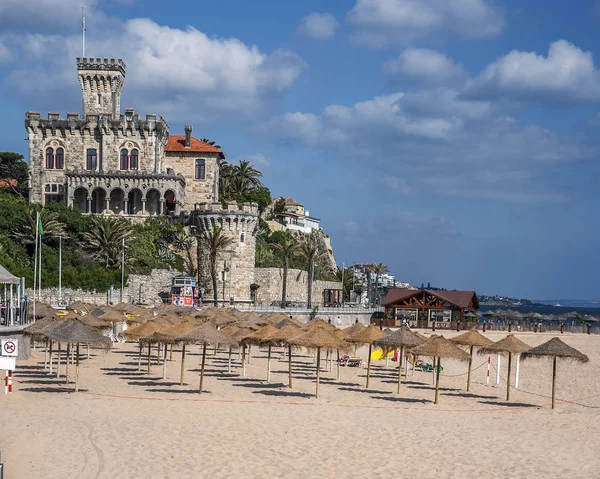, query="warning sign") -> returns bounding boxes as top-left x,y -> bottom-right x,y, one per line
1,339 -> 18,357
